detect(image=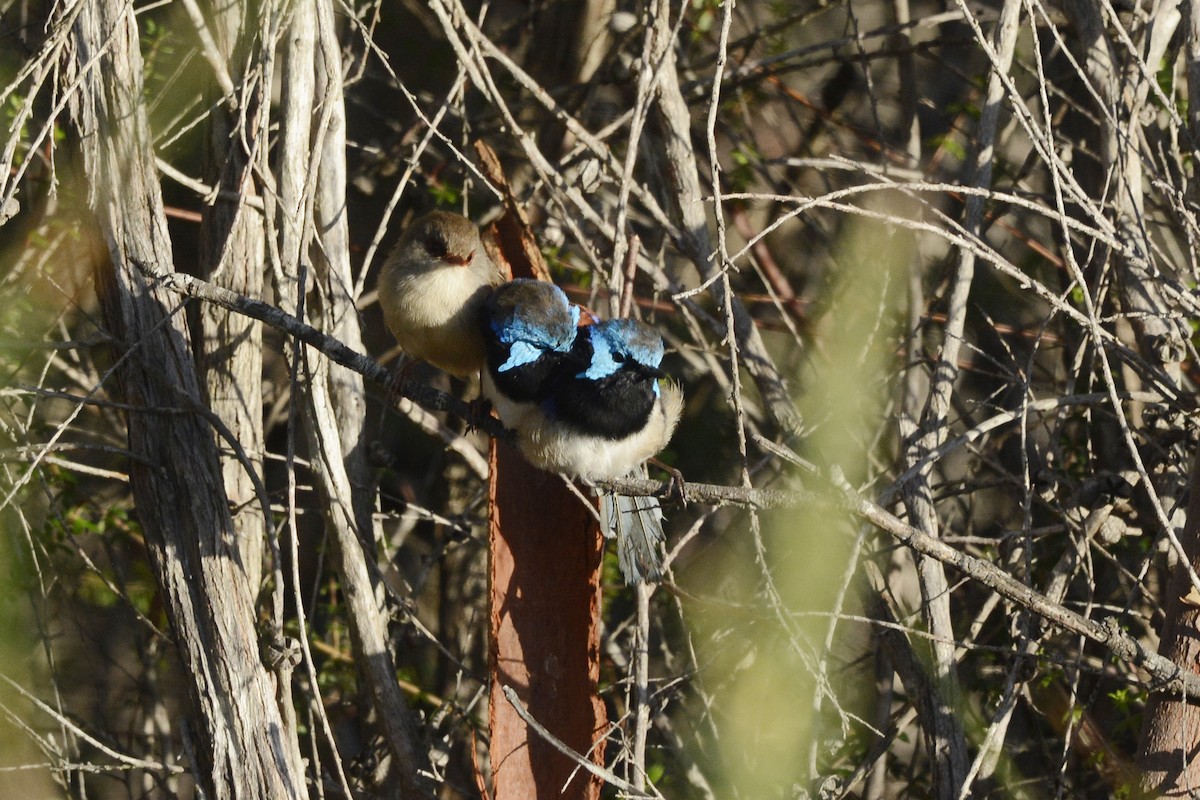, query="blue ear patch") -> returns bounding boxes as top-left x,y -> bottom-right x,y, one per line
556,303 -> 582,339
581,338 -> 620,380
578,320 -> 665,381
491,288 -> 581,372
498,340 -> 546,372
